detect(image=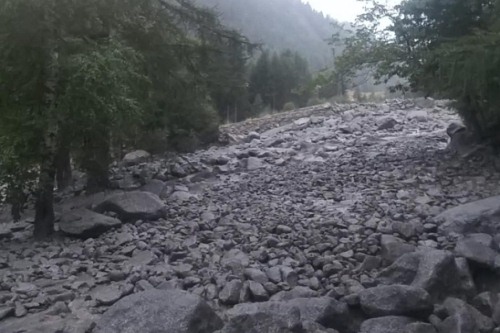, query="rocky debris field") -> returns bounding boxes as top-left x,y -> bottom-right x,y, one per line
2,99 -> 500,332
